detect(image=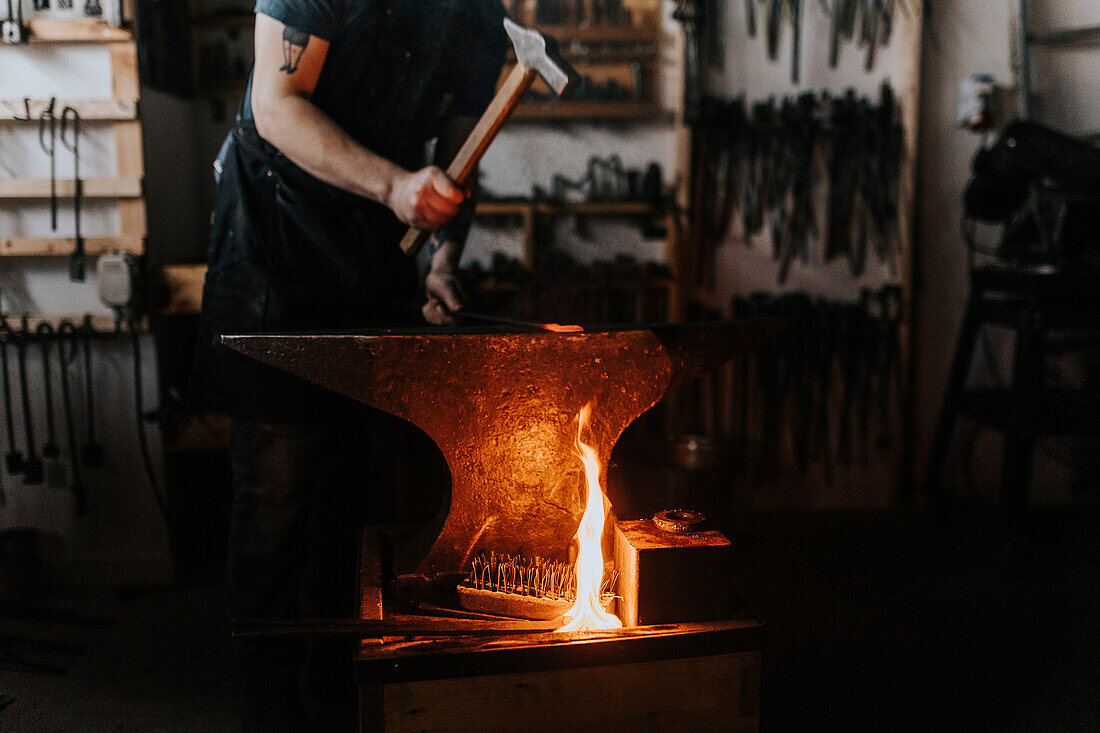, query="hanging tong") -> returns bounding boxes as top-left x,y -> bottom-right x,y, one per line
35,322 -> 61,463
0,316 -> 24,475
38,97 -> 59,231
78,315 -> 105,469
57,320 -> 87,515
15,316 -> 43,485
60,106 -> 85,281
